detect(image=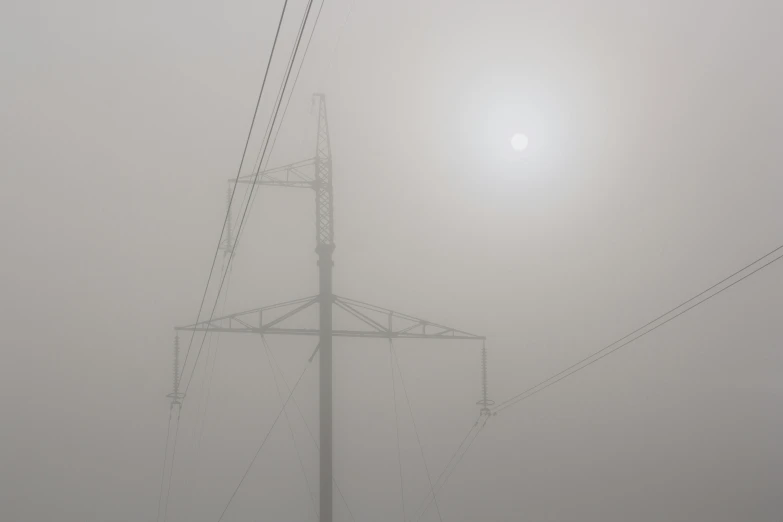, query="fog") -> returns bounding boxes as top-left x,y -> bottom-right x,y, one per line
2,0 -> 782,521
